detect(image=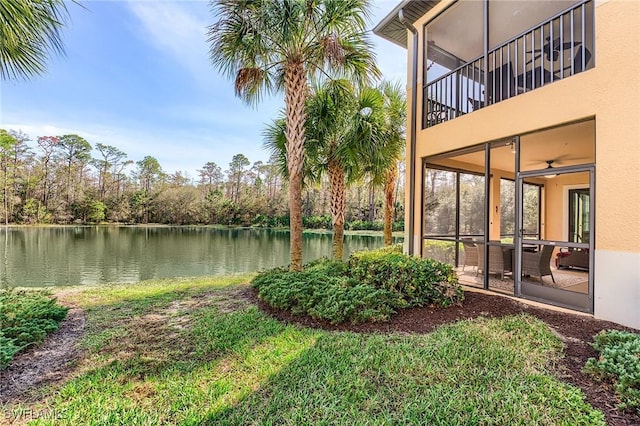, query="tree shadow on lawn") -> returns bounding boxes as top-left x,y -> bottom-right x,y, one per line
205,314 -> 606,425
20,293 -> 322,424
250,288 -> 639,426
